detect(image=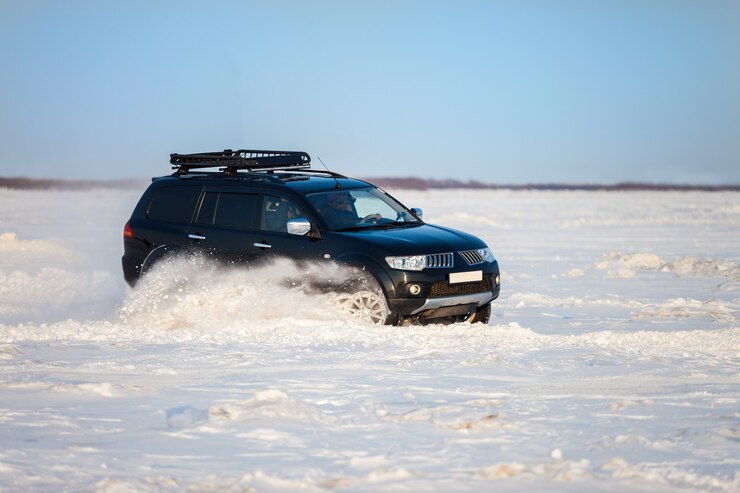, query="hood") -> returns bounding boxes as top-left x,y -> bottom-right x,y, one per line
336,223 -> 487,256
